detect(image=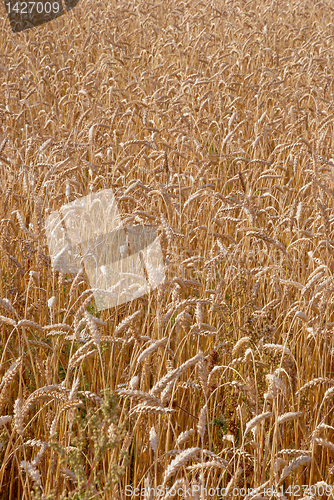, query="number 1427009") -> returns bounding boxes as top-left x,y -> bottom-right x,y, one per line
5,2 -> 61,14
282,484 -> 334,496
